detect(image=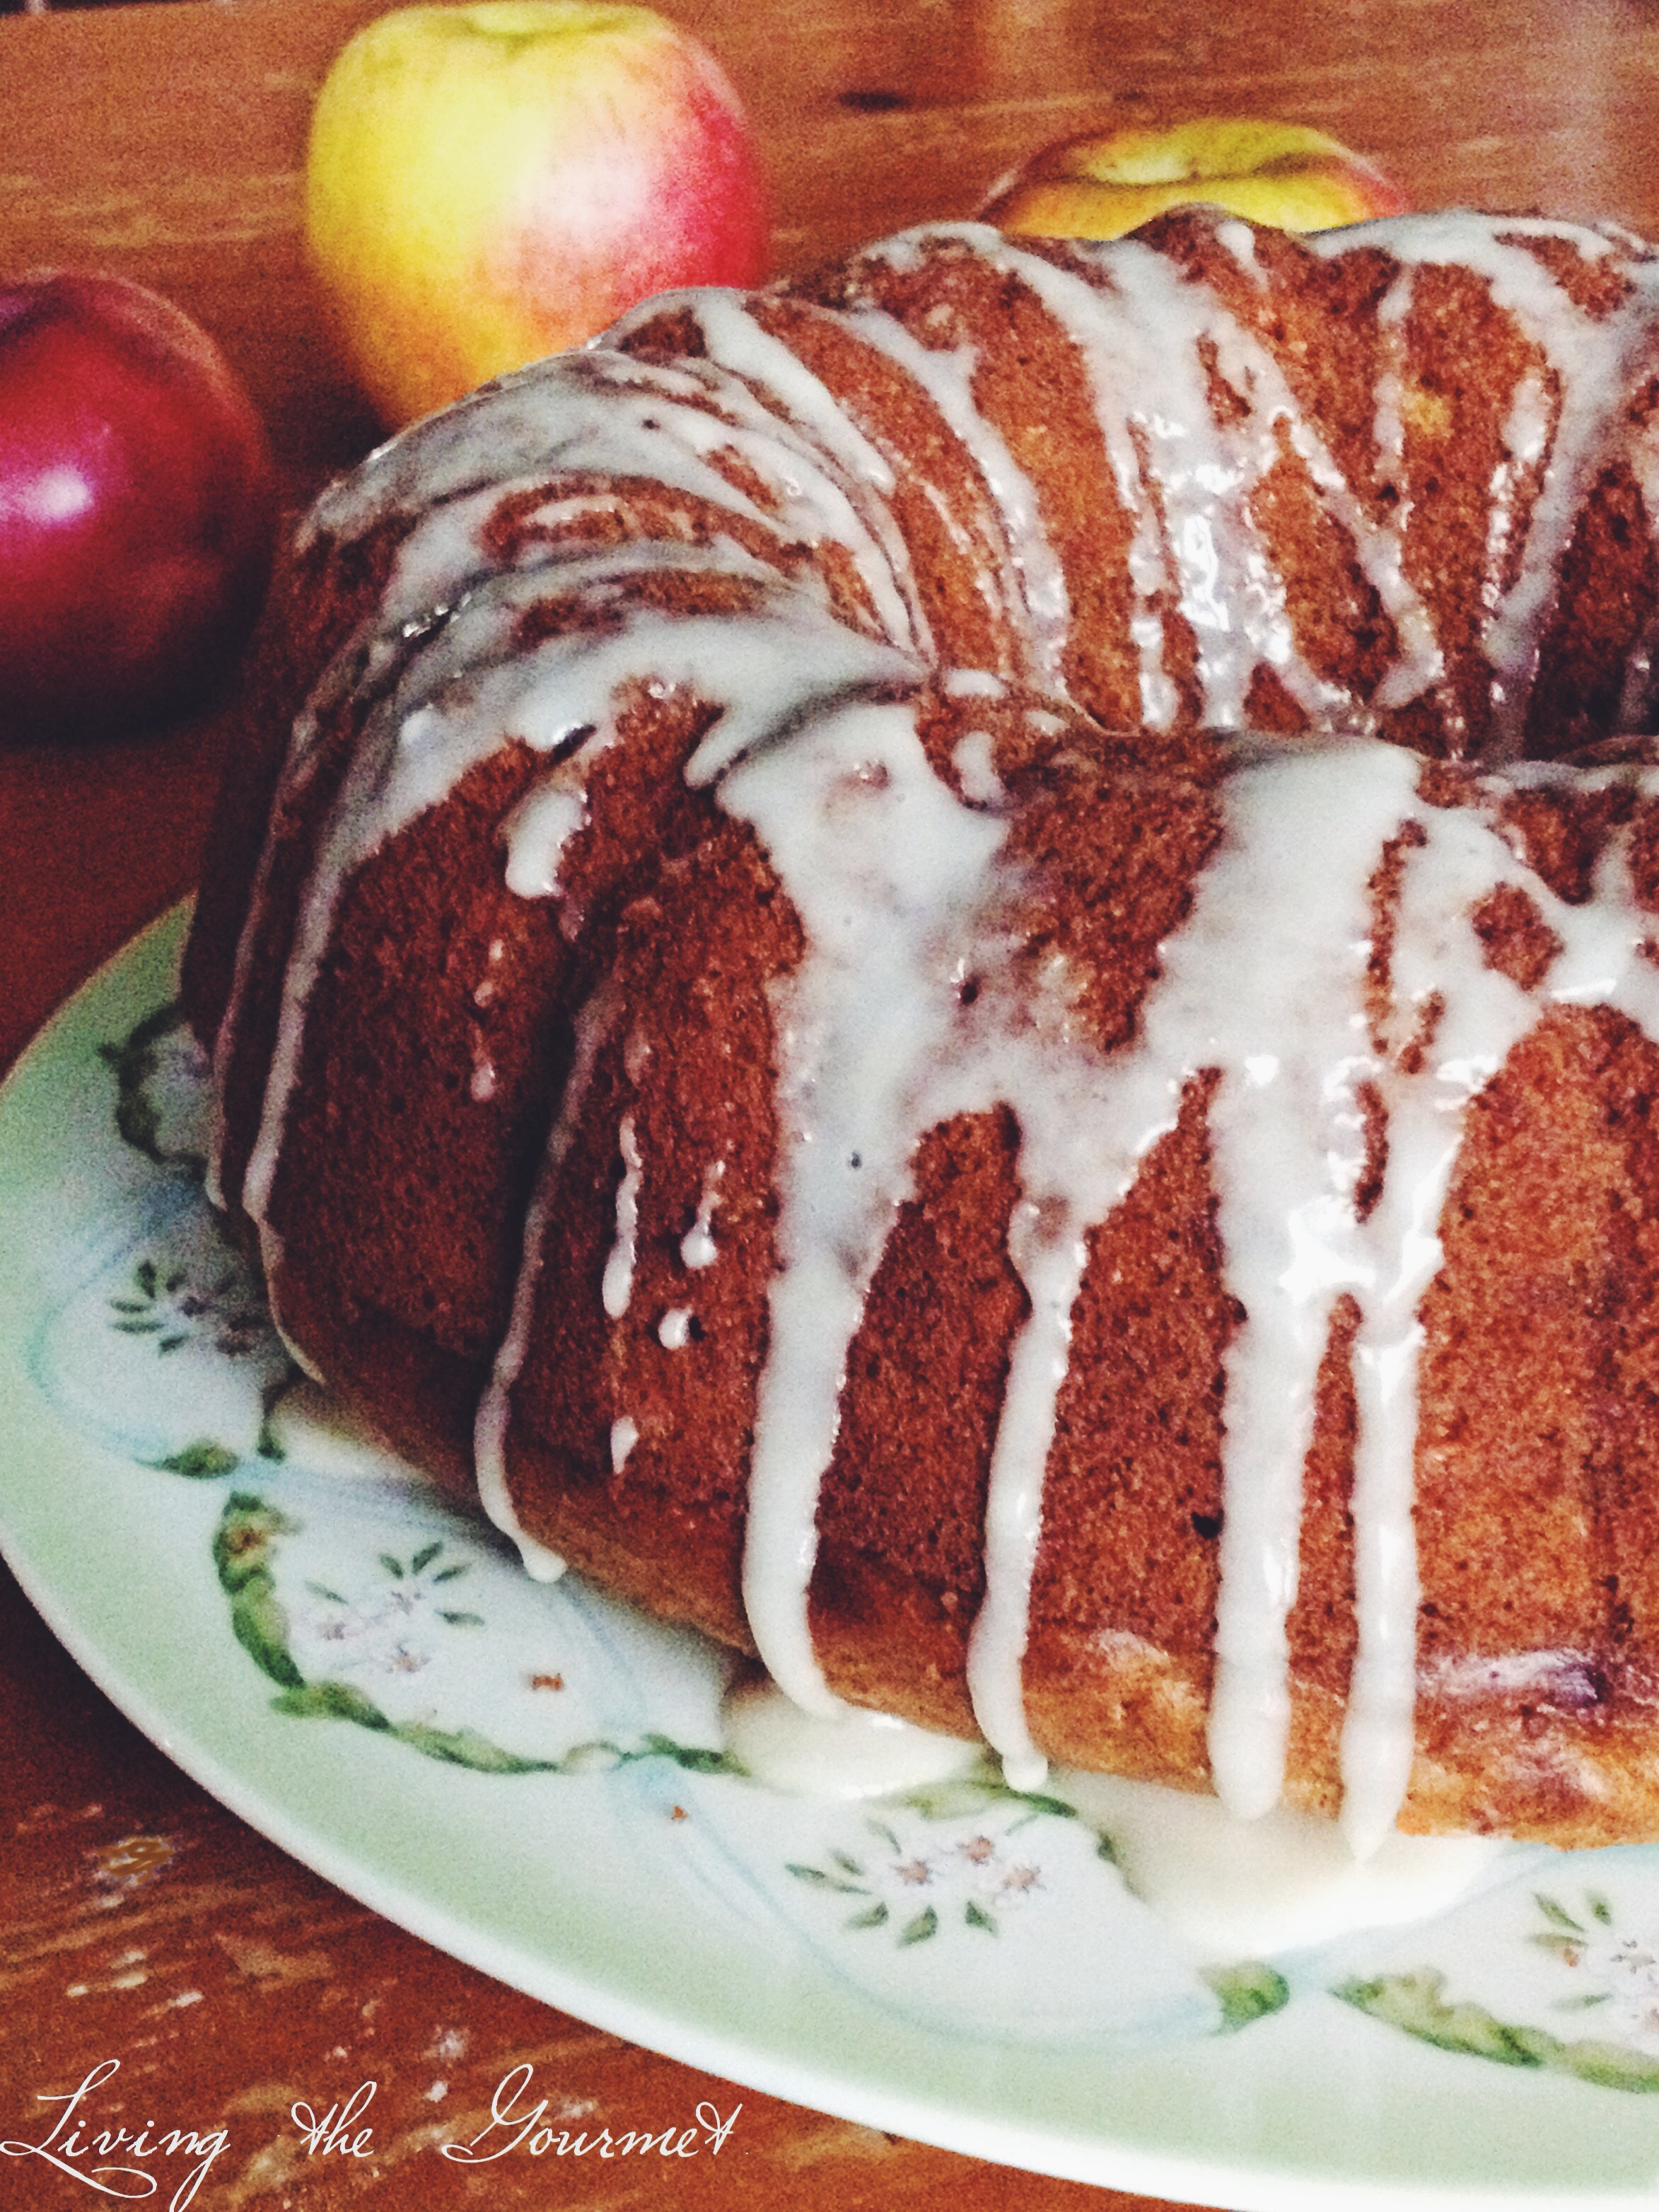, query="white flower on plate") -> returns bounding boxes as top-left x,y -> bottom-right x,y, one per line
791,1815 -> 1049,1944
291,1539 -> 484,1687
1534,1892 -> 1659,2049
